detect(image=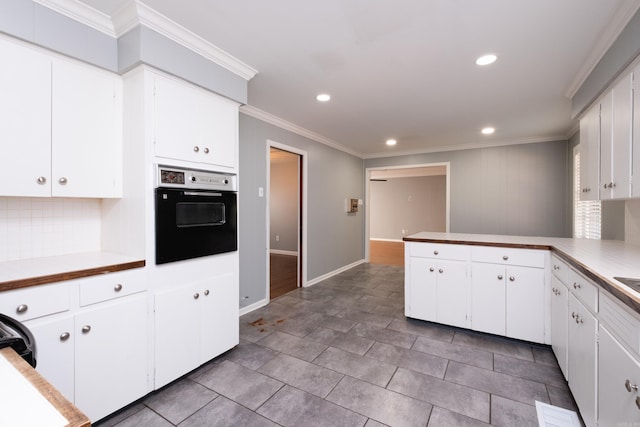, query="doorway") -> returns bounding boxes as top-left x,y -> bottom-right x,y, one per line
267,142 -> 307,299
365,164 -> 450,265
